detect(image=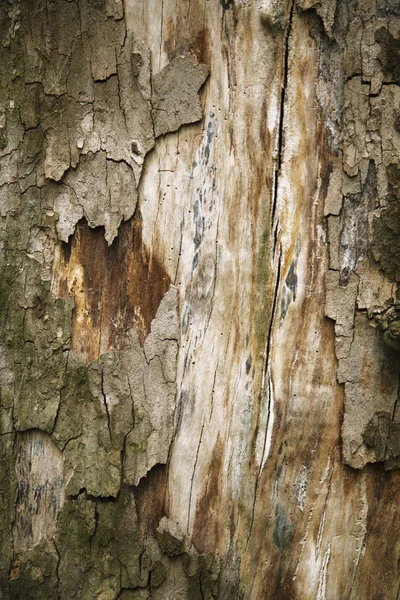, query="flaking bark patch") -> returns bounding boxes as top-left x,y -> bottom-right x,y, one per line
51,286 -> 179,497
0,0 -> 215,595
325,12 -> 400,469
